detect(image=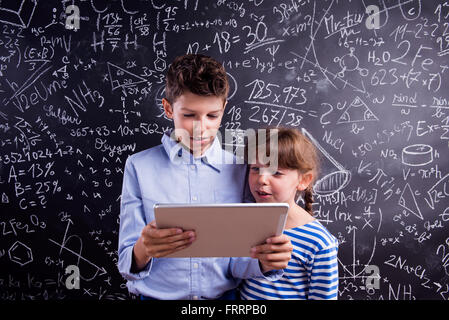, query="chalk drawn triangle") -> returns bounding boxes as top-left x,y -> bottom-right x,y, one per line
337,96 -> 379,124
1,192 -> 9,203
107,62 -> 148,91
302,128 -> 351,196
399,183 -> 423,220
